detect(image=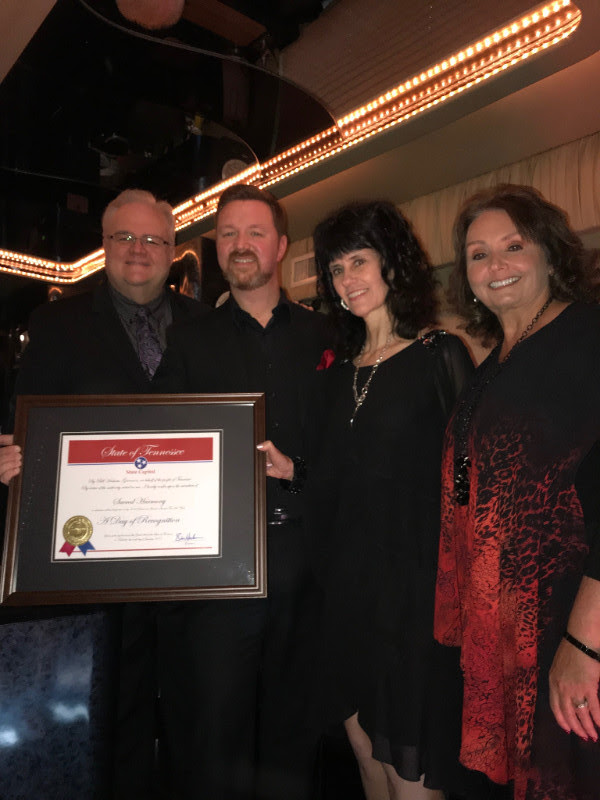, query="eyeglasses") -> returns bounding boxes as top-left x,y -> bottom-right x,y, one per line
104,232 -> 173,248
